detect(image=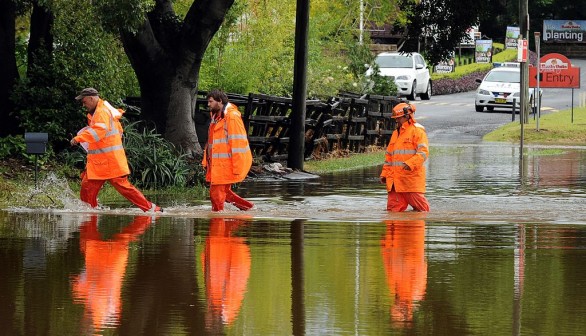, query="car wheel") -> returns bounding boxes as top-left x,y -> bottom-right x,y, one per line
486,106 -> 494,111
475,105 -> 484,112
407,81 -> 417,101
421,81 -> 432,100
